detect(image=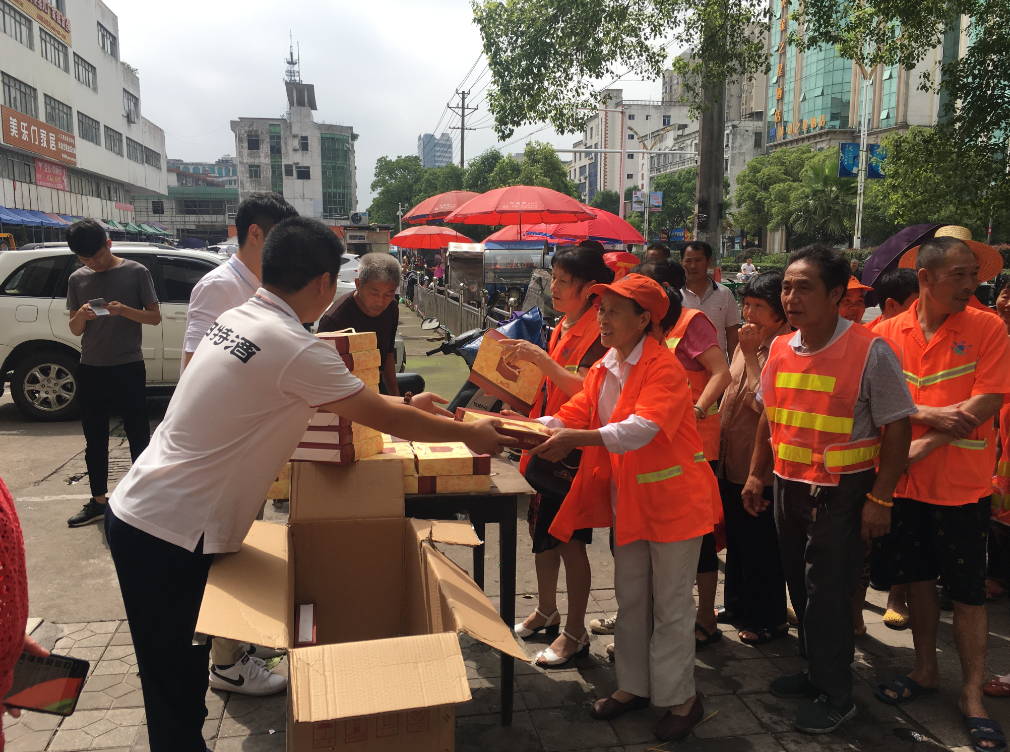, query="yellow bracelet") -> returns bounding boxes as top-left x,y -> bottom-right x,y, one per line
866,492 -> 894,508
